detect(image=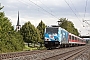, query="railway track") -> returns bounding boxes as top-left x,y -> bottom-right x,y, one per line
0,50 -> 48,60
43,46 -> 89,60
0,46 -> 89,60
